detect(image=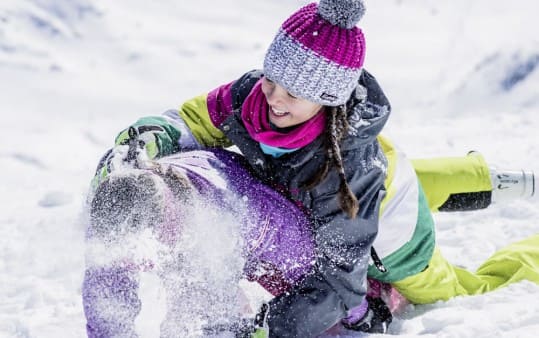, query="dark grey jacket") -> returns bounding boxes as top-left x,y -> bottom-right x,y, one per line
218,69 -> 391,337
